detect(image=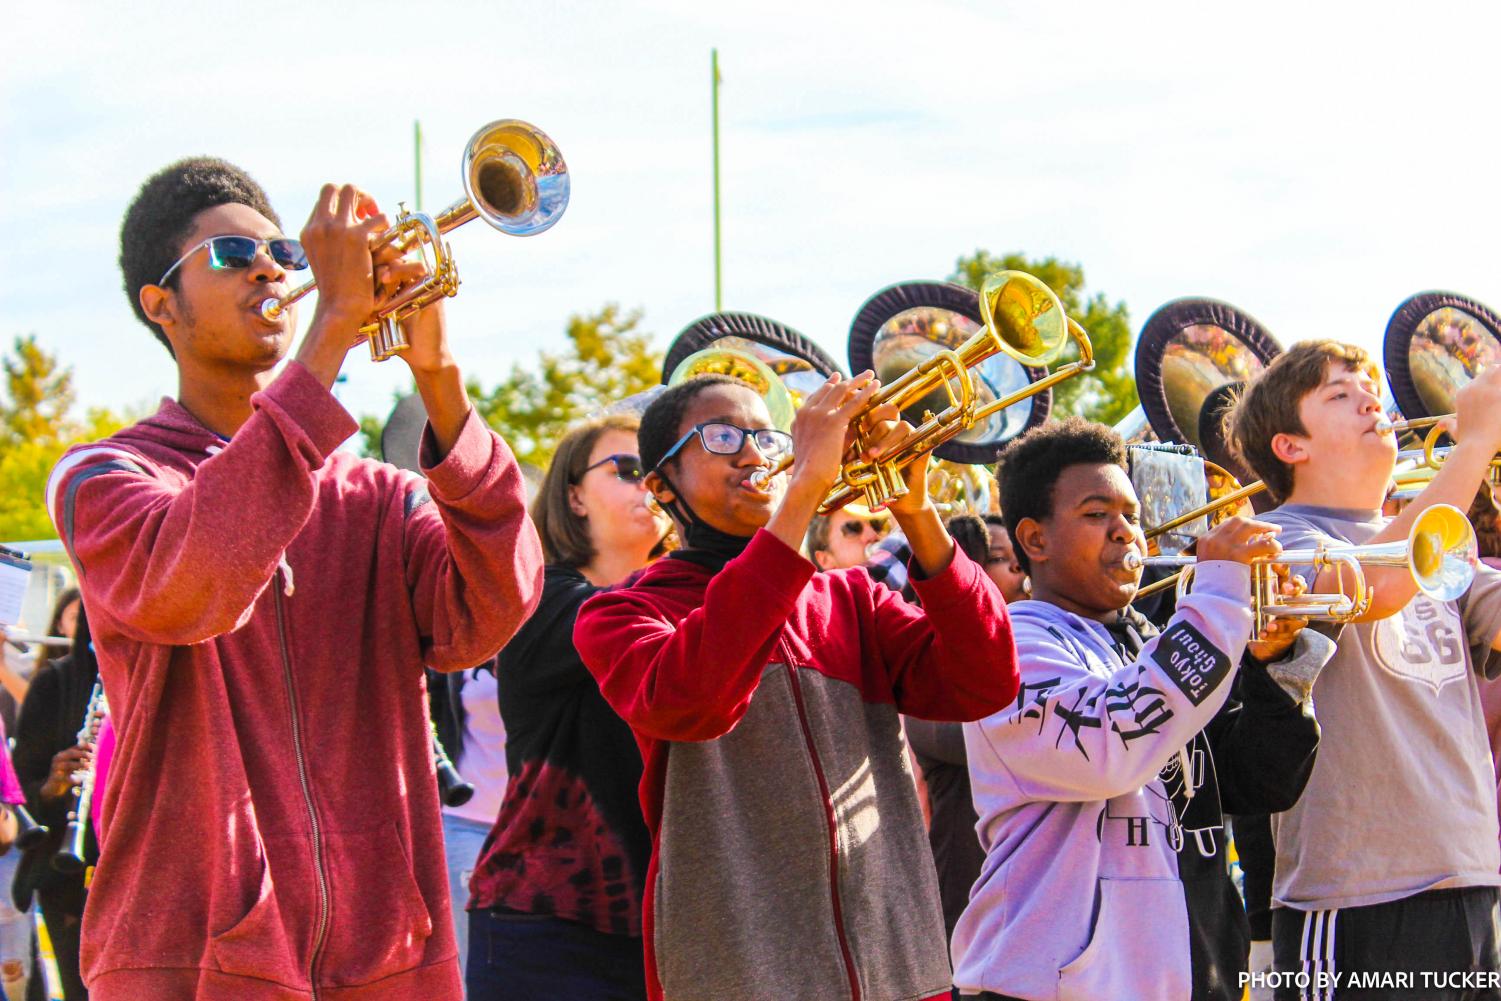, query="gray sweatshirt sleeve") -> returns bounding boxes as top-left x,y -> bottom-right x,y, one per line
965,561 -> 1253,803
1460,561 -> 1501,680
